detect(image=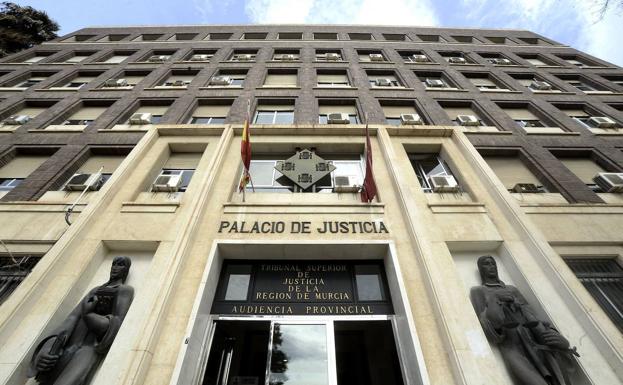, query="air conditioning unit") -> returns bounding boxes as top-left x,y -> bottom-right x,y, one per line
3,115 -> 31,125
430,175 -> 460,192
327,113 -> 350,124
234,54 -> 253,61
190,54 -> 211,61
456,115 -> 480,126
333,176 -> 360,193
325,53 -> 340,61
129,113 -> 153,125
148,55 -> 168,62
104,78 -> 127,88
426,79 -> 445,88
65,172 -> 102,191
375,78 -> 392,87
594,173 -> 623,193
170,80 -> 187,87
275,54 -> 296,61
152,174 -> 182,192
412,54 -> 428,62
529,80 -> 552,91
448,57 -> 466,64
400,114 -> 423,125
369,54 -> 384,62
587,116 -> 617,129
512,183 -> 541,193
209,76 -> 232,86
